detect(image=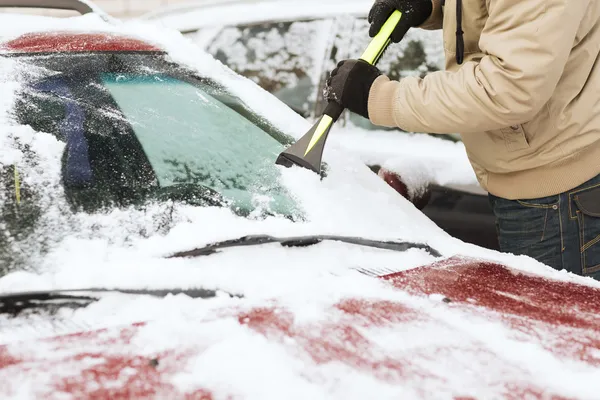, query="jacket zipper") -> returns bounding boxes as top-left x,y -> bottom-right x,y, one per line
441,0 -> 465,64
456,0 -> 464,64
